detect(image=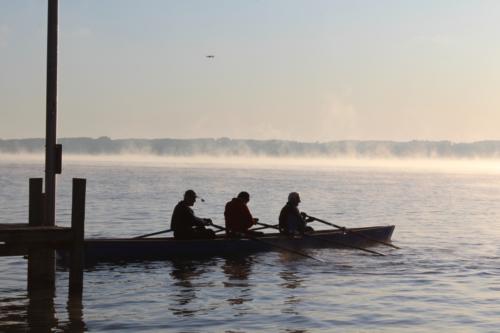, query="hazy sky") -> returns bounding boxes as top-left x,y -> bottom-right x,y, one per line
1,1 -> 500,141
